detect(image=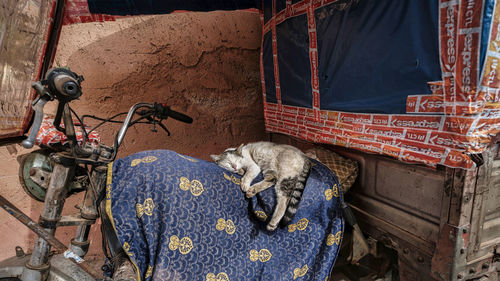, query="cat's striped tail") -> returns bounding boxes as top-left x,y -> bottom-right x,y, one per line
280,158 -> 311,226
